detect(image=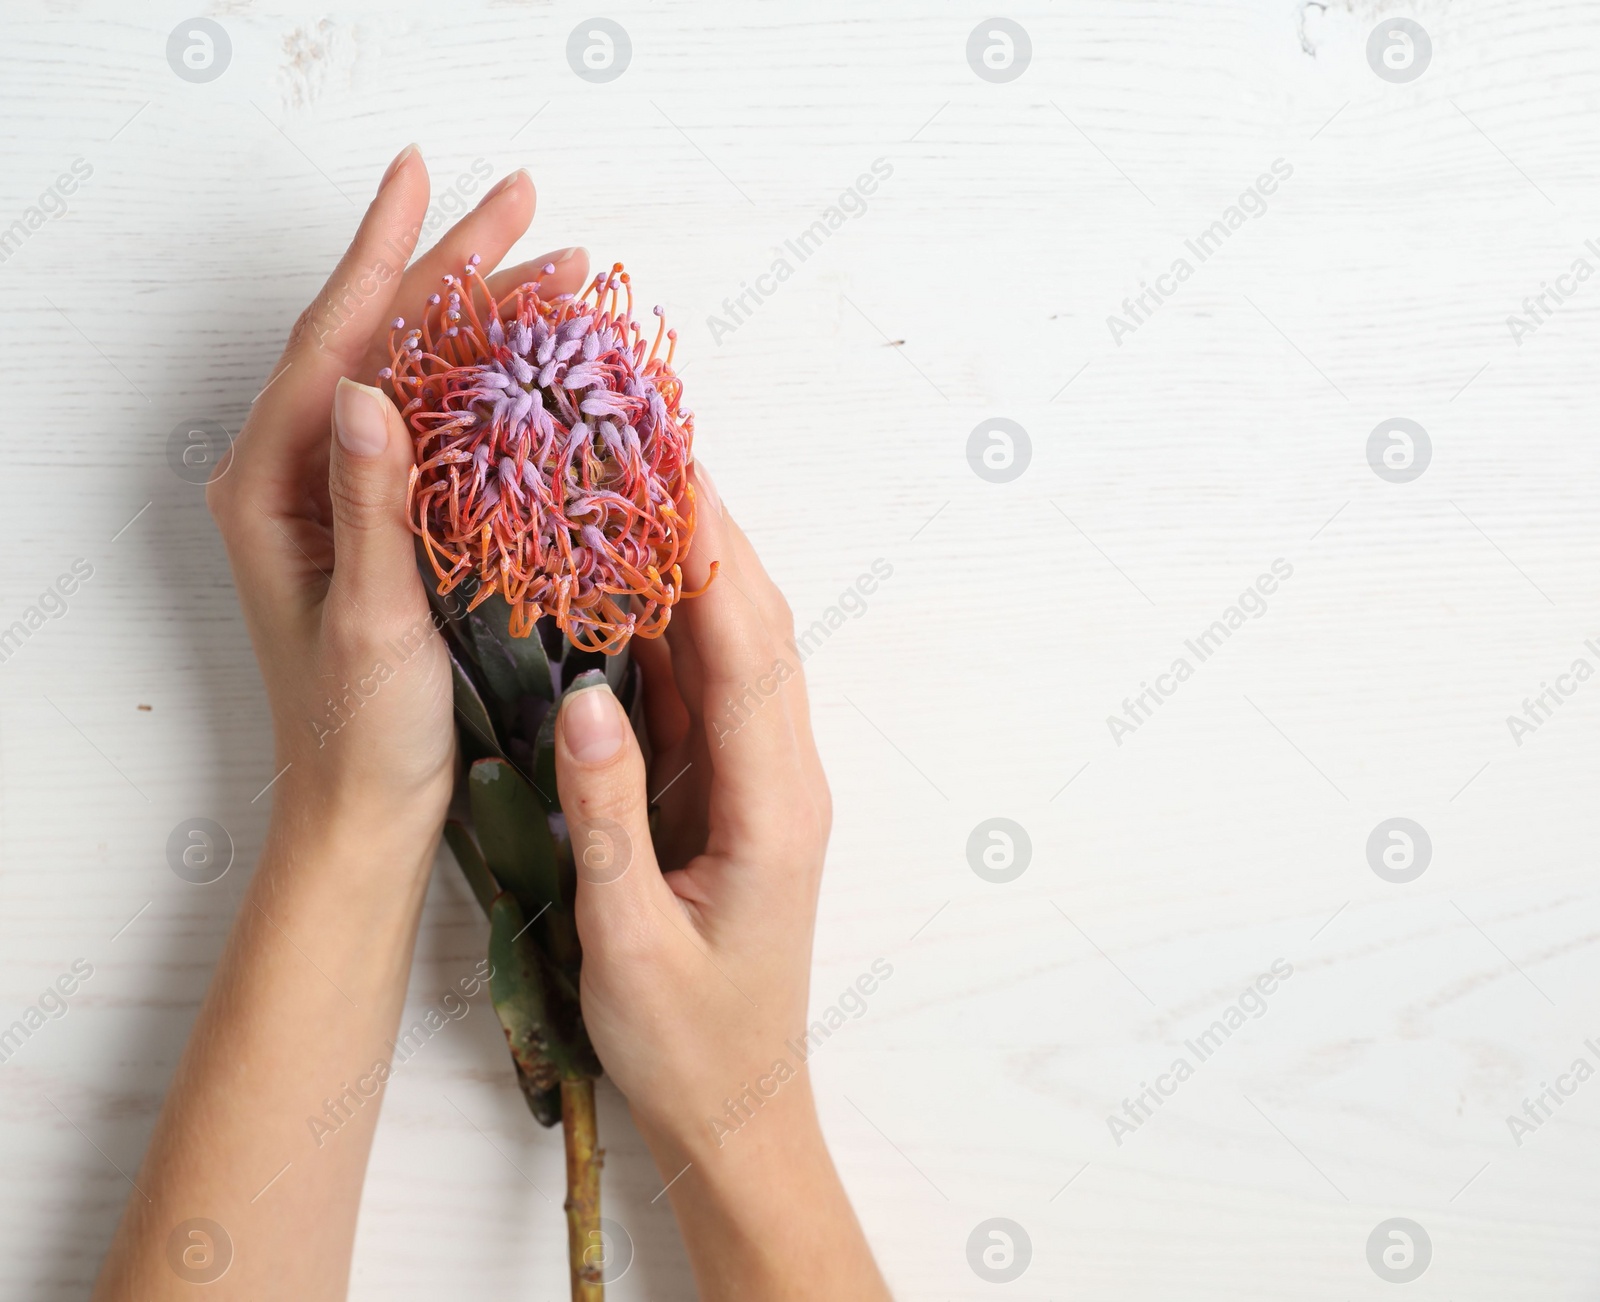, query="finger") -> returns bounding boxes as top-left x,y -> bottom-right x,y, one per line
671,468 -> 806,825
673,464 -> 832,849
688,464 -> 791,632
388,169 -> 536,321
555,675 -> 675,954
323,377 -> 429,624
650,735 -> 712,877
230,145 -> 429,498
483,246 -> 591,307
631,633 -> 691,754
723,508 -> 832,796
690,464 -> 827,785
359,168 -> 590,386
349,169 -> 540,383
629,634 -> 706,873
